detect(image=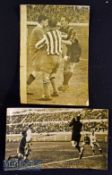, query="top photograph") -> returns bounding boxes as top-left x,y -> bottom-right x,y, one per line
20,4 -> 90,106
